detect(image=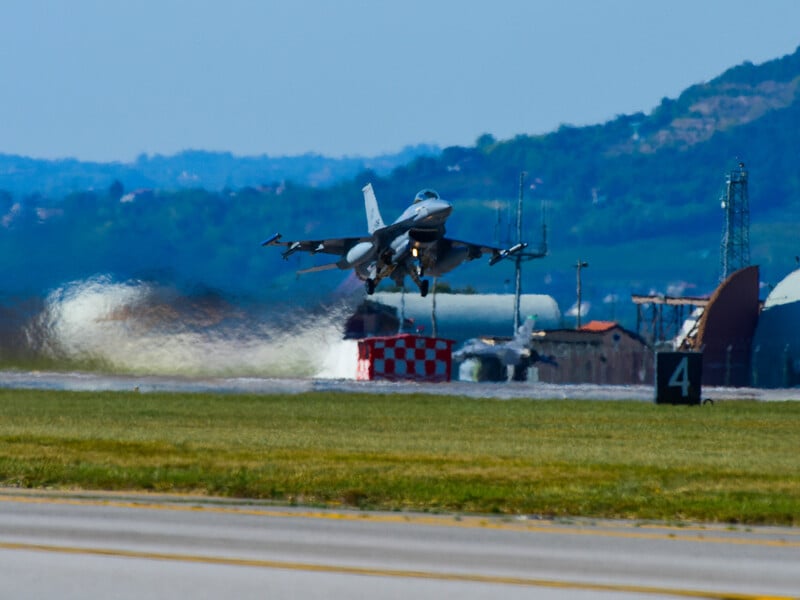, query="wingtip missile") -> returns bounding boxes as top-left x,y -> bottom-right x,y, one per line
261,233 -> 282,247
489,242 -> 528,266
508,241 -> 528,255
